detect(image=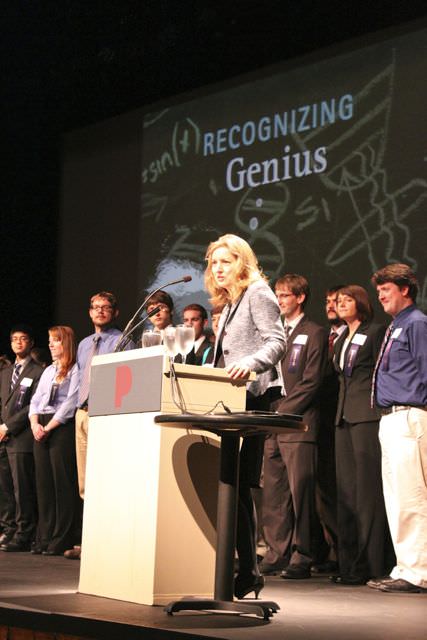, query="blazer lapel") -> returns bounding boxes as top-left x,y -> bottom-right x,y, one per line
6,361 -> 32,403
